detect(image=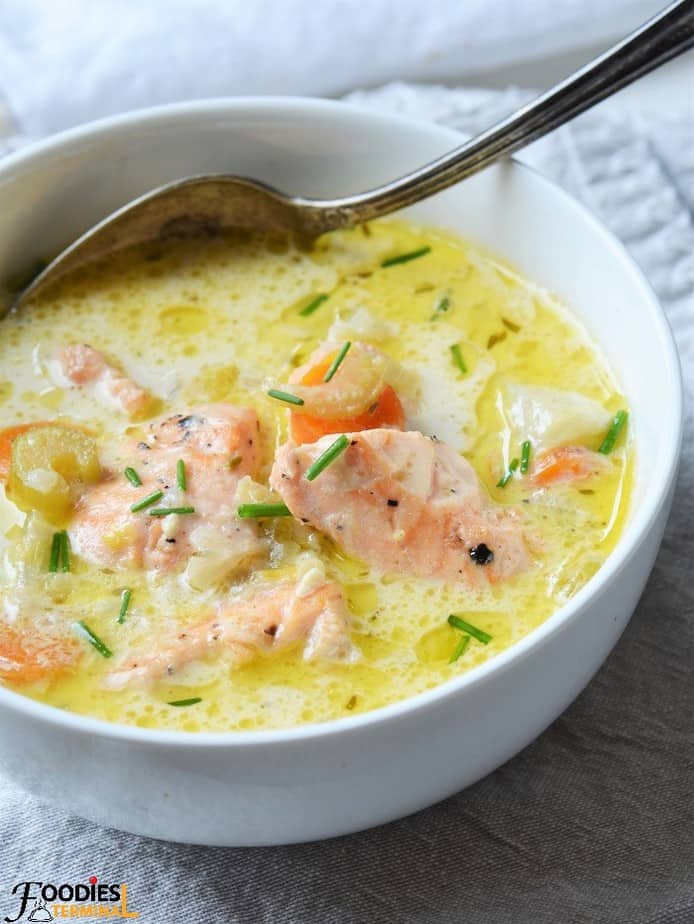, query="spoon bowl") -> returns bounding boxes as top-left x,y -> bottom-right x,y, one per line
19,175 -> 345,304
